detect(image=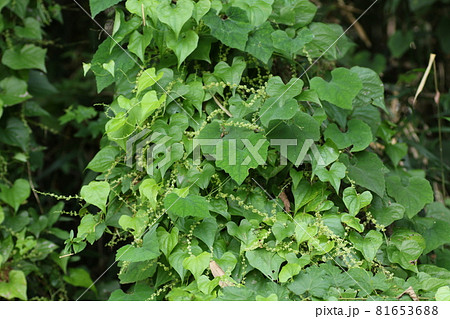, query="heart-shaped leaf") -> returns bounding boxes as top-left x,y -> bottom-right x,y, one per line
349,230 -> 383,262
0,179 -> 30,212
343,187 -> 373,216
182,251 -> 210,279
80,181 -> 110,212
